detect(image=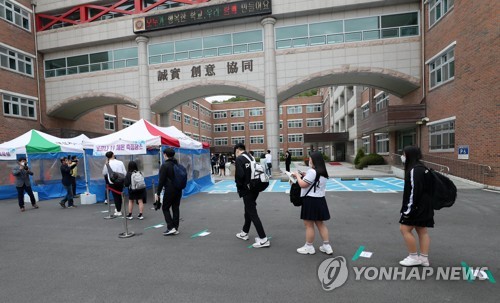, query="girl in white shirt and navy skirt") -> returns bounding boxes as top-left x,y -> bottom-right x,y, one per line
292,151 -> 333,255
